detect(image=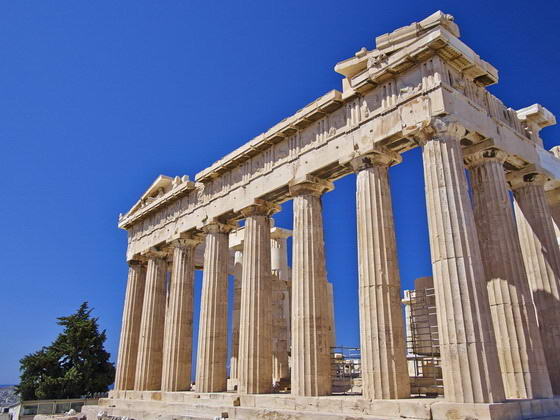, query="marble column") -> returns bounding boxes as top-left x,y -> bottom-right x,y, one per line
510,171 -> 560,394
466,149 -> 552,399
134,251 -> 168,391
114,259 -> 147,390
546,188 -> 560,242
229,248 -> 243,384
547,146 -> 560,241
161,235 -> 201,392
326,282 -> 336,349
419,120 -> 505,403
271,228 -> 291,384
238,200 -> 279,394
271,228 -> 290,282
195,222 -> 232,393
289,175 -> 333,396
352,150 -> 410,400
